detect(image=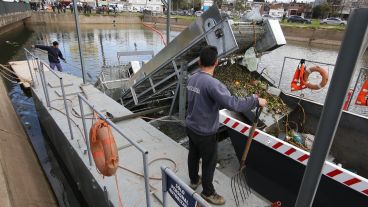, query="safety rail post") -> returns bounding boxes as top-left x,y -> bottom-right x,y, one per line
38,59 -> 77,142
142,152 -> 152,207
59,77 -> 74,140
38,61 -> 51,107
77,94 -> 152,207
78,95 -> 93,166
278,56 -> 286,88
166,0 -> 171,44
24,48 -> 40,86
161,166 -> 168,206
71,0 -> 87,84
161,166 -> 210,207
24,49 -> 35,87
294,8 -> 368,207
